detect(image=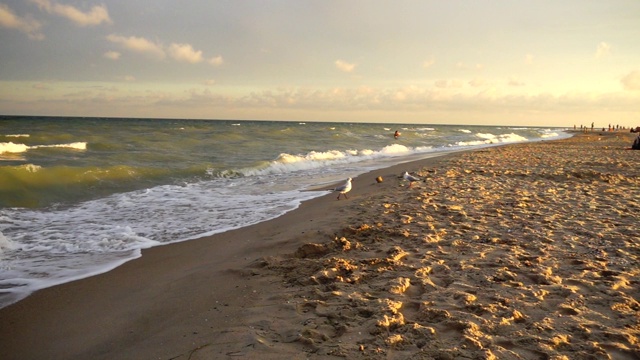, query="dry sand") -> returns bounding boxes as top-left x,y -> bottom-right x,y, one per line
1,131 -> 639,360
